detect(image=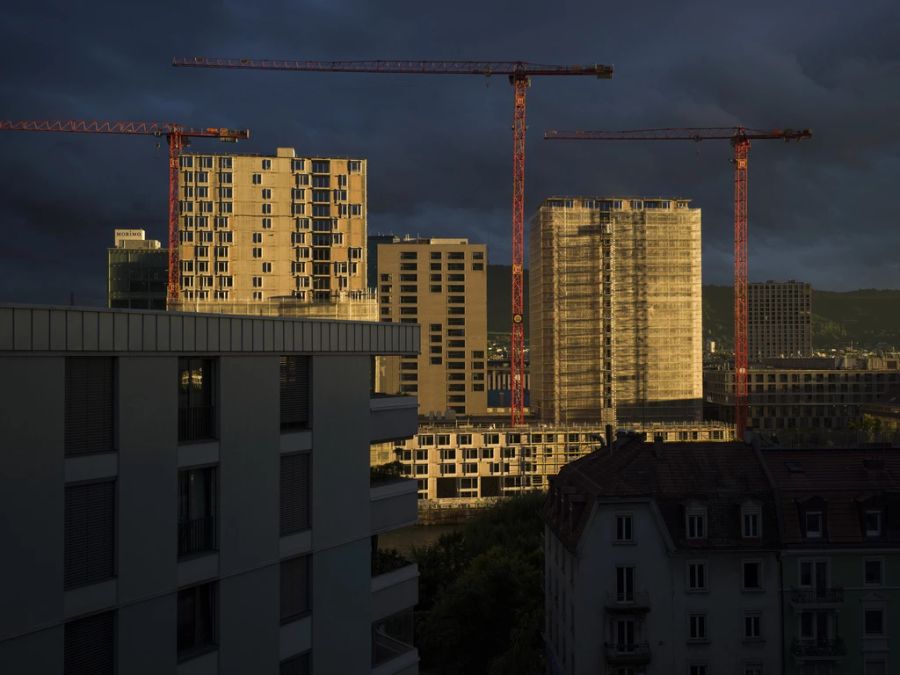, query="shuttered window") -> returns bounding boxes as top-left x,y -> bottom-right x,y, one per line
65,481 -> 116,590
177,468 -> 218,558
65,357 -> 115,455
64,610 -> 115,675
280,652 -> 311,675
280,453 -> 310,535
177,582 -> 218,661
280,356 -> 310,430
280,555 -> 310,623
